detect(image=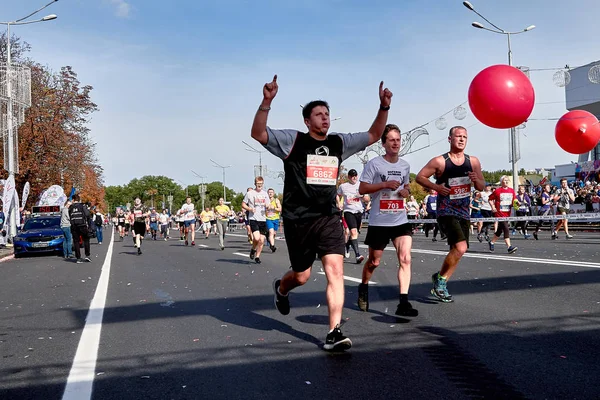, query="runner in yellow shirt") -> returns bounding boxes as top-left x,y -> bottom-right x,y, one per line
199,207 -> 213,239
265,188 -> 282,252
214,198 -> 231,250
